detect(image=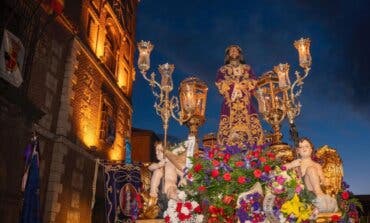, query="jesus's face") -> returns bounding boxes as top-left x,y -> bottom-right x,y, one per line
228,46 -> 240,60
